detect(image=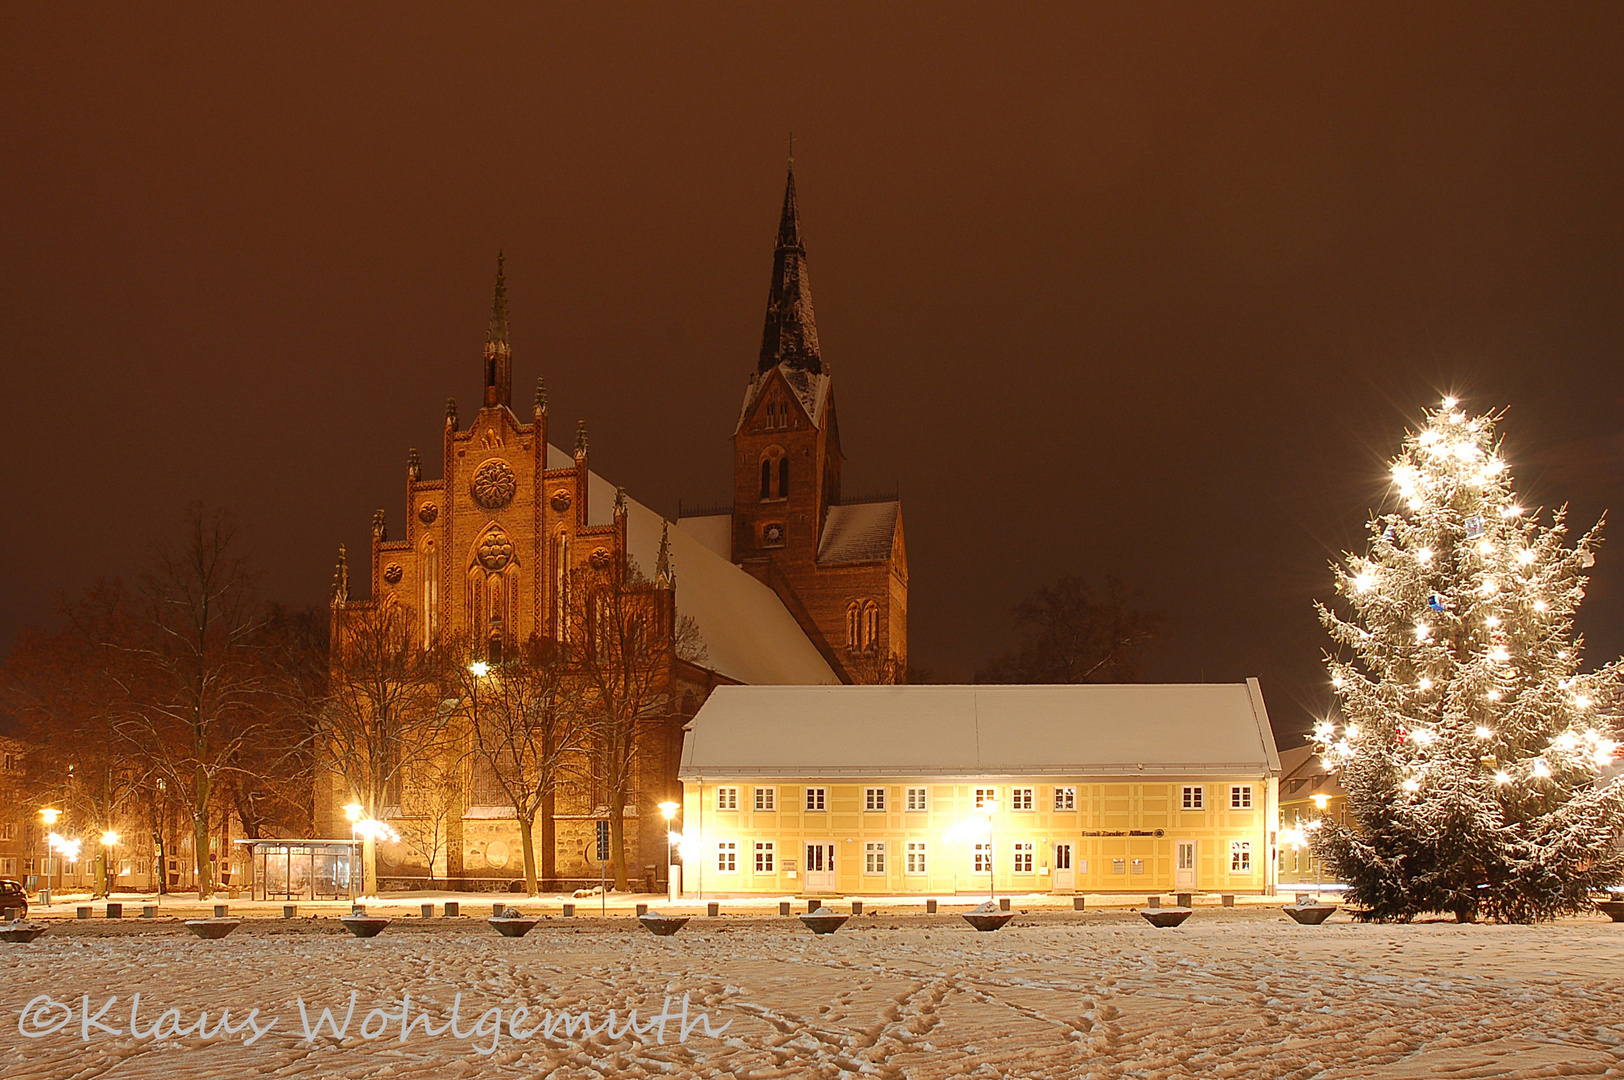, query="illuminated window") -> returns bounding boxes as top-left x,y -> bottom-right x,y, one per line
805,787 -> 826,811
1231,841 -> 1252,872
1012,842 -> 1034,874
716,787 -> 738,811
1011,788 -> 1034,811
905,787 -> 928,812
974,787 -> 996,809
864,842 -> 886,875
973,842 -> 993,874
